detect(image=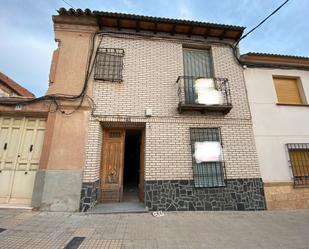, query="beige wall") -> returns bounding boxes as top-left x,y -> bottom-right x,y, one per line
264,182 -> 309,210
244,67 -> 309,182
42,23 -> 98,172
47,23 -> 97,96
83,33 -> 261,182
40,109 -> 89,171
